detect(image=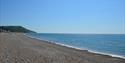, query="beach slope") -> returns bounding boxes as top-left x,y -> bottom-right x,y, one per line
0,33 -> 125,63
